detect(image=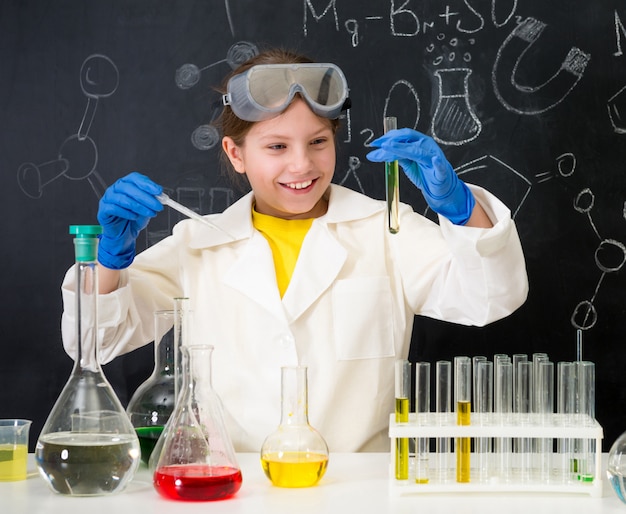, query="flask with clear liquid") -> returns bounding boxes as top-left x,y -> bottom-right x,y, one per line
35,225 -> 140,496
127,310 -> 176,465
152,344 -> 242,501
608,431 -> 626,503
260,366 -> 329,487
